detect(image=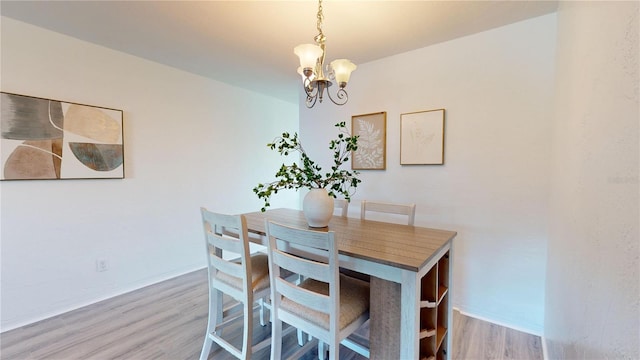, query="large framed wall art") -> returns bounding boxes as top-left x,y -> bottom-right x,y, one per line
1,92 -> 124,180
400,109 -> 445,165
351,111 -> 386,170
